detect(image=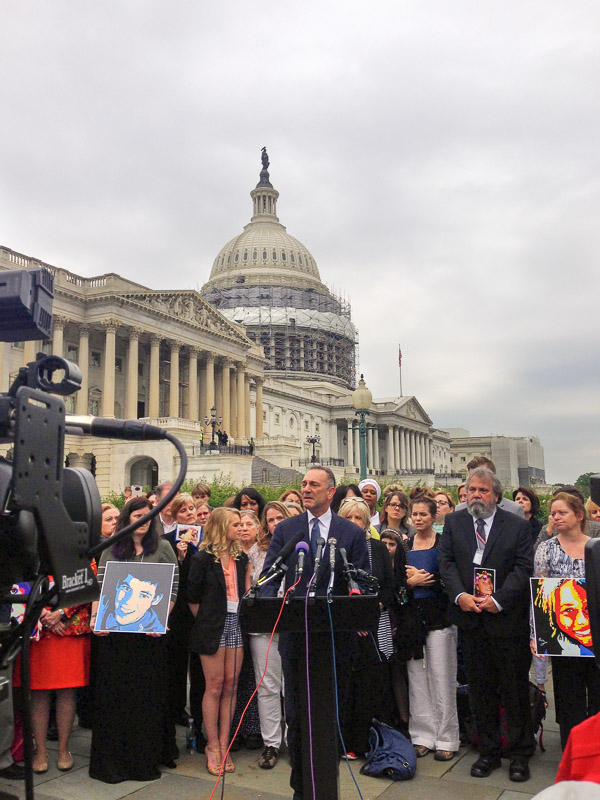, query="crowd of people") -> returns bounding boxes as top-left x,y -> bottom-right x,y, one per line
2,458 -> 599,795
